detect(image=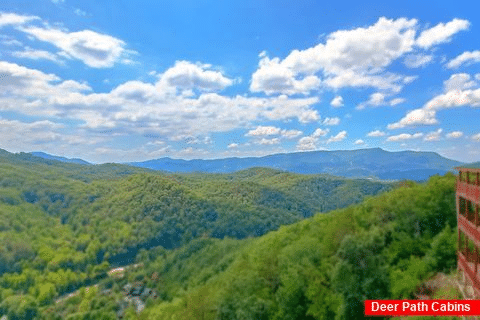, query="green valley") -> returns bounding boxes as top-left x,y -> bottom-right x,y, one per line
0,149 -> 401,319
